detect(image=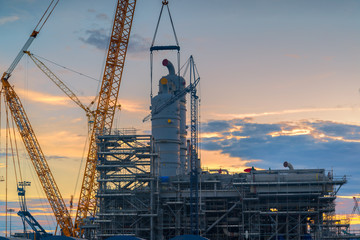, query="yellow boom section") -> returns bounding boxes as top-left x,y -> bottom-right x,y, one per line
1,76 -> 73,236
74,0 -> 137,236
25,51 -> 95,128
